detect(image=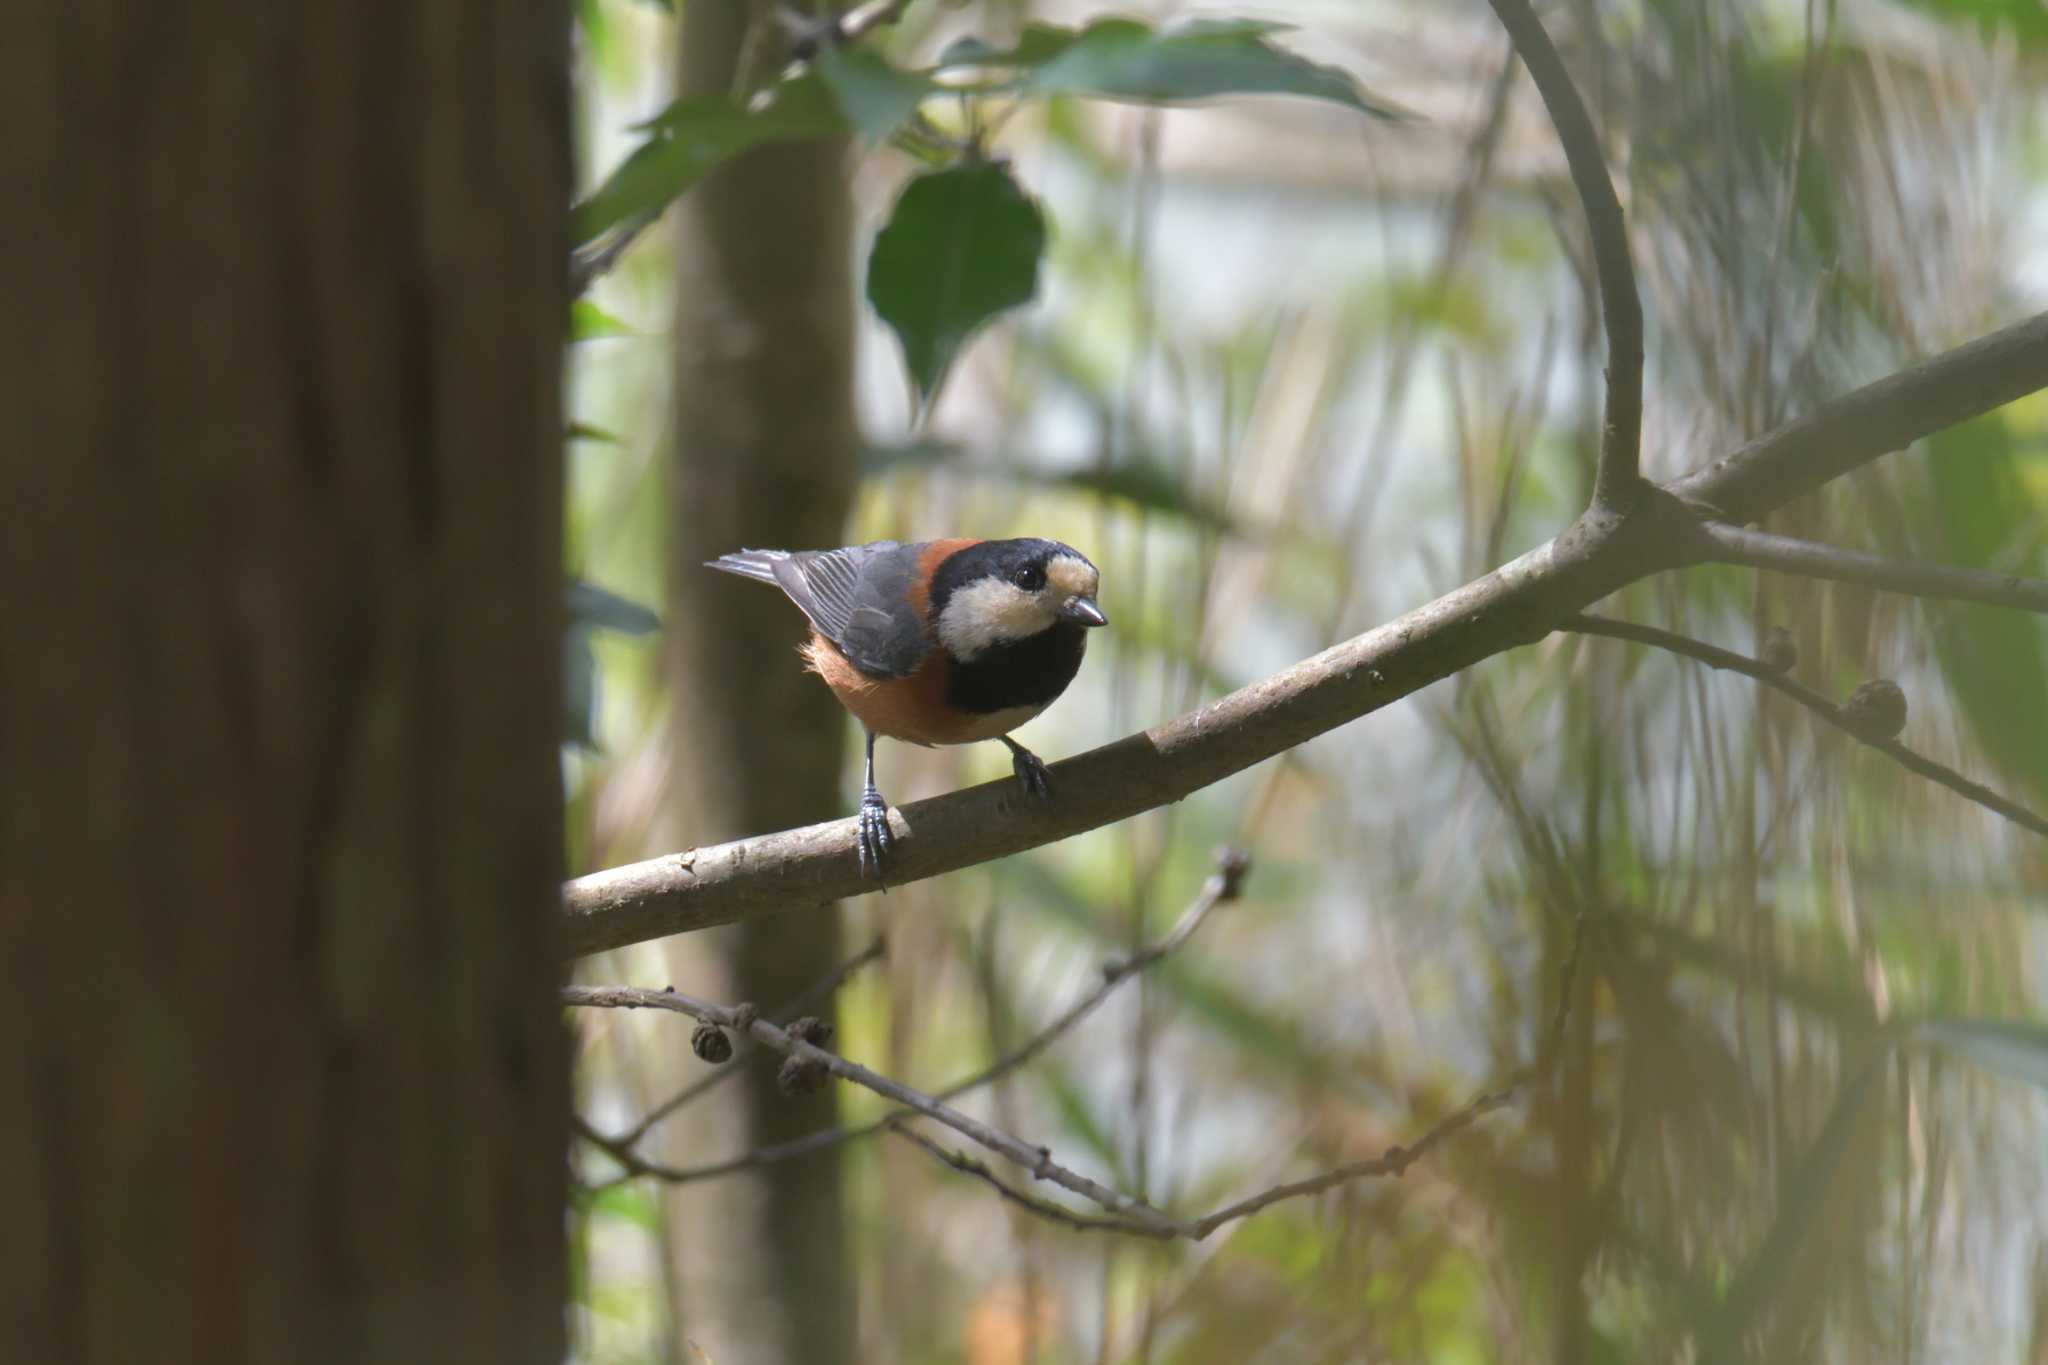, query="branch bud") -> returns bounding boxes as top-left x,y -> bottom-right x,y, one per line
1759,626 -> 1796,674
691,1023 -> 733,1065
1840,679 -> 1907,740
